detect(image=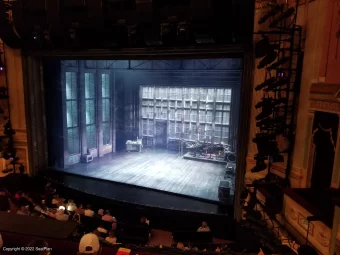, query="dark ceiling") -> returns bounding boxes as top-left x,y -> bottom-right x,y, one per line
0,0 -> 255,50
